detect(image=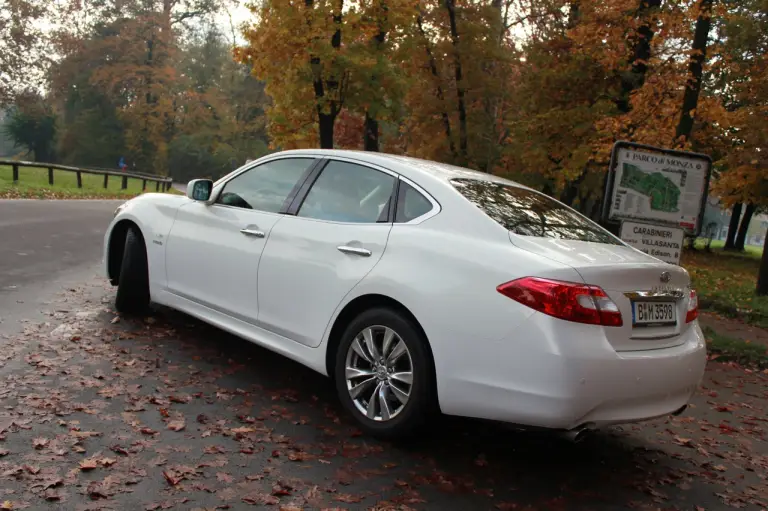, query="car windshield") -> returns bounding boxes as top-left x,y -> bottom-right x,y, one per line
450,178 -> 622,245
